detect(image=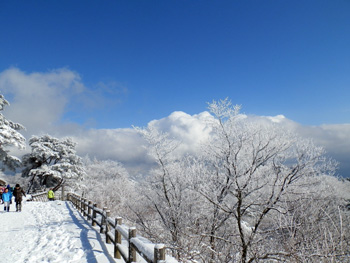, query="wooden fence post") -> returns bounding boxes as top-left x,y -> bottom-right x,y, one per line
76,195 -> 79,208
100,207 -> 107,233
128,227 -> 136,263
114,217 -> 122,259
87,200 -> 92,218
61,185 -> 65,201
83,198 -> 87,216
77,195 -> 81,210
154,244 -> 166,262
80,197 -> 84,214
81,198 -> 84,214
92,203 -> 97,226
105,210 -> 111,244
